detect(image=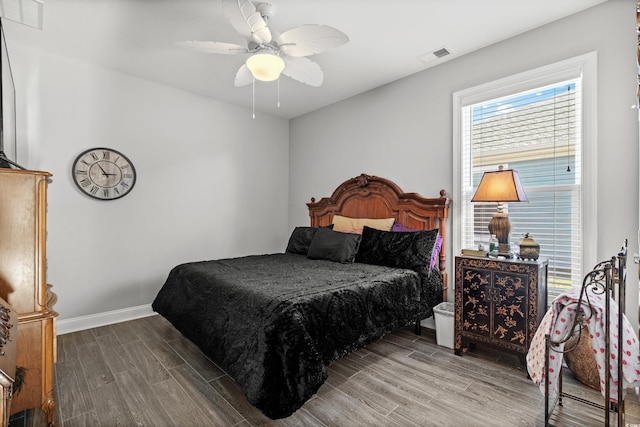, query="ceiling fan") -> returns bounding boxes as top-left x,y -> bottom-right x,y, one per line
176,0 -> 349,87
